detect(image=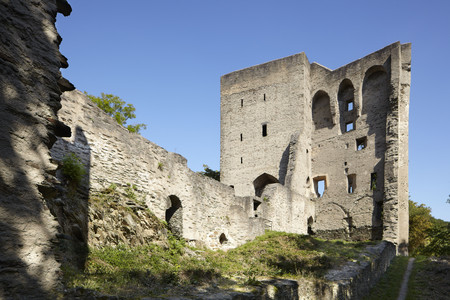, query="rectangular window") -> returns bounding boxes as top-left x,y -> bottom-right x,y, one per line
347,174 -> 356,193
240,133 -> 243,141
371,173 -> 377,190
263,93 -> 266,101
241,157 -> 243,164
346,100 -> 354,111
313,176 -> 327,198
345,122 -> 354,132
241,99 -> 243,107
356,137 -> 367,151
262,124 -> 267,137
